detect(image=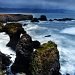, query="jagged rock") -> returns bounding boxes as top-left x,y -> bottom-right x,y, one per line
0,22 -> 4,32
0,14 -> 33,22
31,41 -> 60,75
0,52 -> 11,70
31,18 -> 39,22
11,34 -> 33,75
38,15 -> 47,21
3,23 -> 26,50
11,34 -> 41,75
32,40 -> 40,49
